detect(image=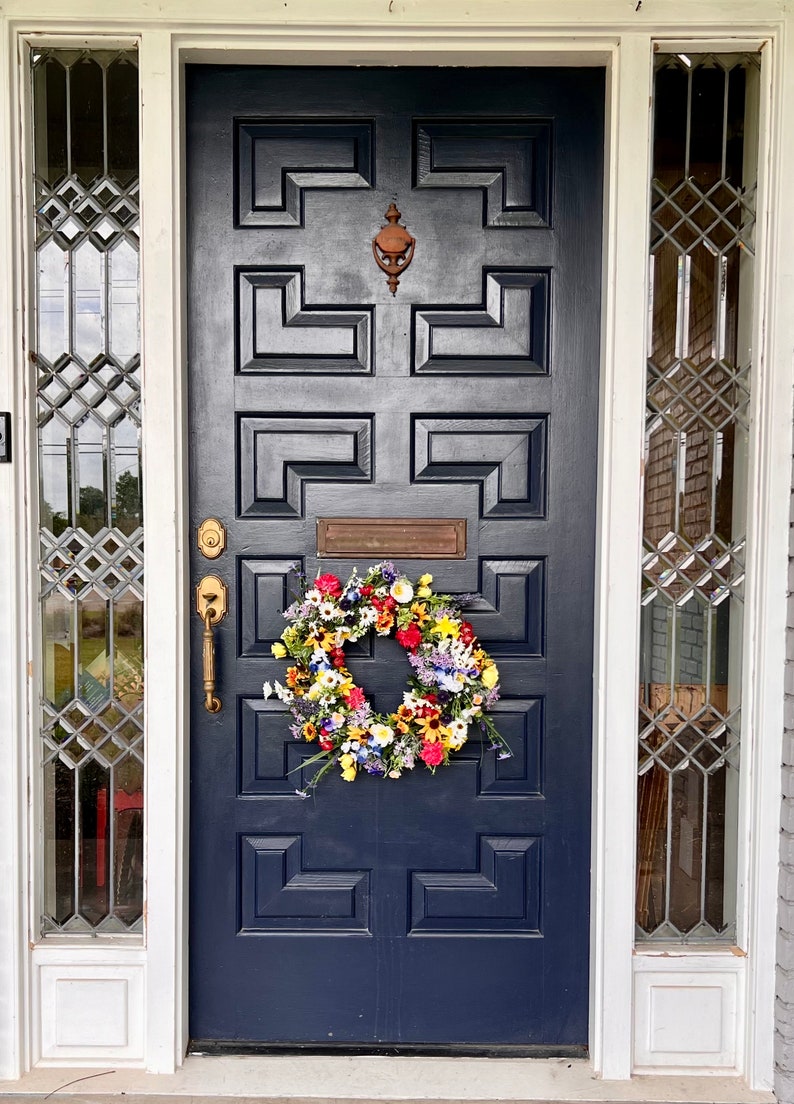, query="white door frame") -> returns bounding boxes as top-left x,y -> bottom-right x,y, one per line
0,6 -> 790,1092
